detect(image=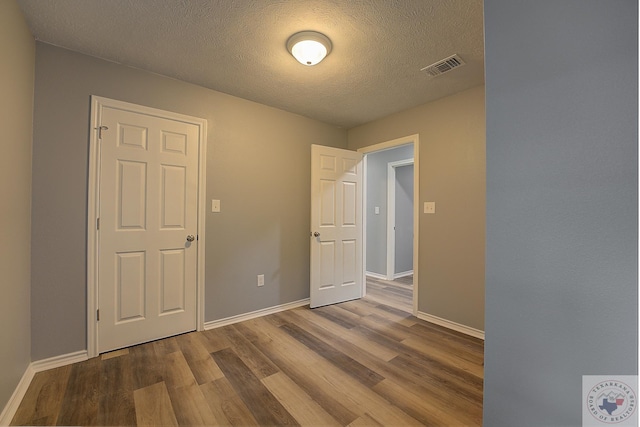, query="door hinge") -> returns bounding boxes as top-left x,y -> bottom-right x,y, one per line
97,309 -> 100,321
96,125 -> 109,140
97,218 -> 100,230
